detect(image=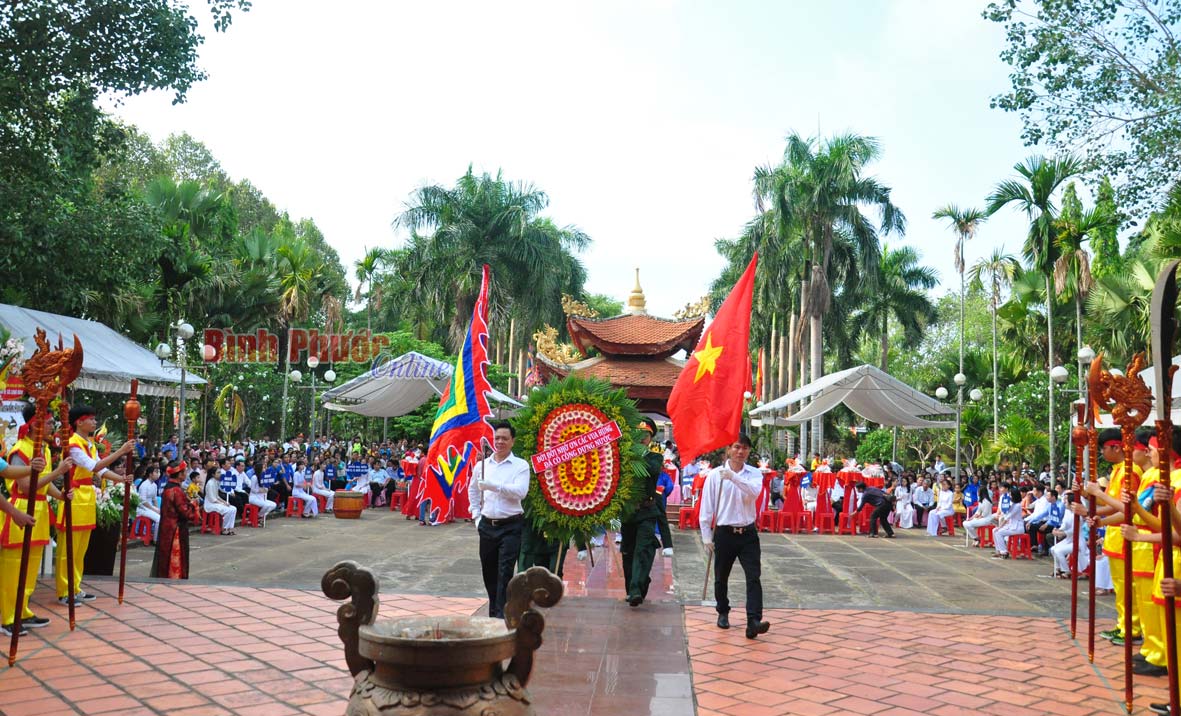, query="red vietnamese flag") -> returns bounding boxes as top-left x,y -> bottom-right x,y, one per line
668,254 -> 757,461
